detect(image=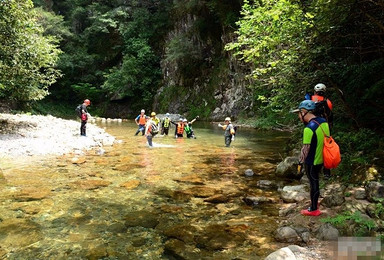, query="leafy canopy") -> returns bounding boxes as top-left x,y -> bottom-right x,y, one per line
0,0 -> 61,102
